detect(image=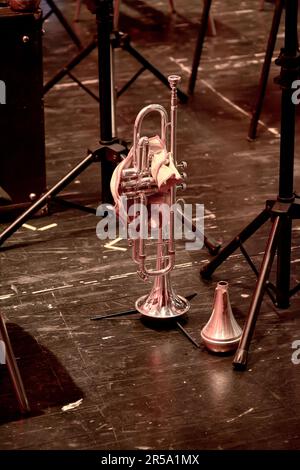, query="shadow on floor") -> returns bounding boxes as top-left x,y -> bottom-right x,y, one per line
0,322 -> 83,424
